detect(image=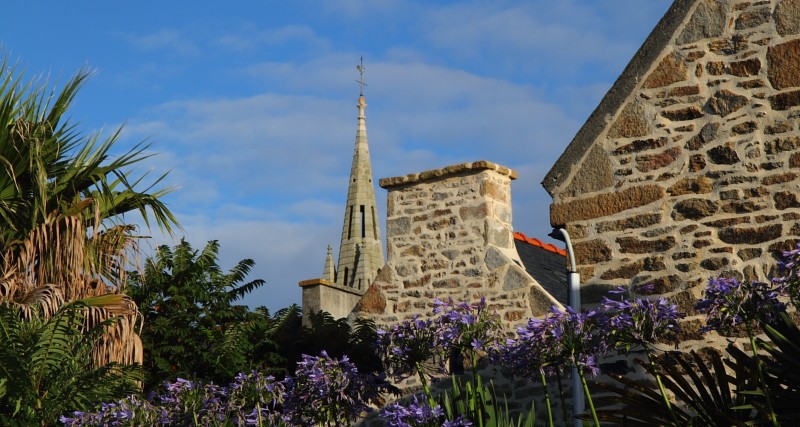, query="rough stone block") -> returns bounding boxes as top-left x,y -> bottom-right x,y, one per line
685,122 -> 720,151
769,89 -> 800,110
668,85 -> 700,97
403,274 -> 431,288
502,264 -> 532,291
636,147 -> 681,172
667,176 -> 713,196
432,278 -> 460,289
708,90 -> 748,117
676,0 -> 729,45
607,99 -> 653,139
762,172 -> 797,186
718,224 -> 782,244
728,58 -> 761,77
485,219 -> 511,248
735,7 -> 771,29
775,191 -> 800,210
643,52 -> 687,89
700,257 -> 730,271
765,121 -> 793,134
481,180 -> 508,202
616,236 -> 676,254
613,137 -> 668,155
721,200 -> 767,214
707,142 -> 740,165
769,238 -> 800,252
765,136 -> 800,154
561,145 -> 614,197
529,285 -> 558,316
354,284 -> 386,314
550,185 -> 665,226
738,248 -> 763,261
731,121 -> 757,135
596,213 -> 662,233
459,203 -> 489,221
672,198 -> 719,220
573,239 -> 613,264
484,246 -> 509,271
703,216 -> 751,228
775,0 -> 800,36
640,274 -> 680,294
791,152 -> 800,168
387,217 -> 411,237
738,79 -> 766,89
599,256 -> 666,280
768,39 -> 800,90
689,154 -> 707,171
661,106 -> 704,121
706,61 -> 725,76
